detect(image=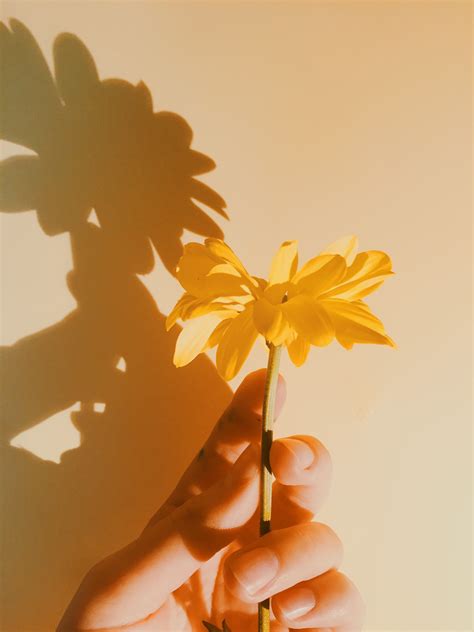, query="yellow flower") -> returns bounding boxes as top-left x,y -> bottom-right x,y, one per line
167,235 -> 395,380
